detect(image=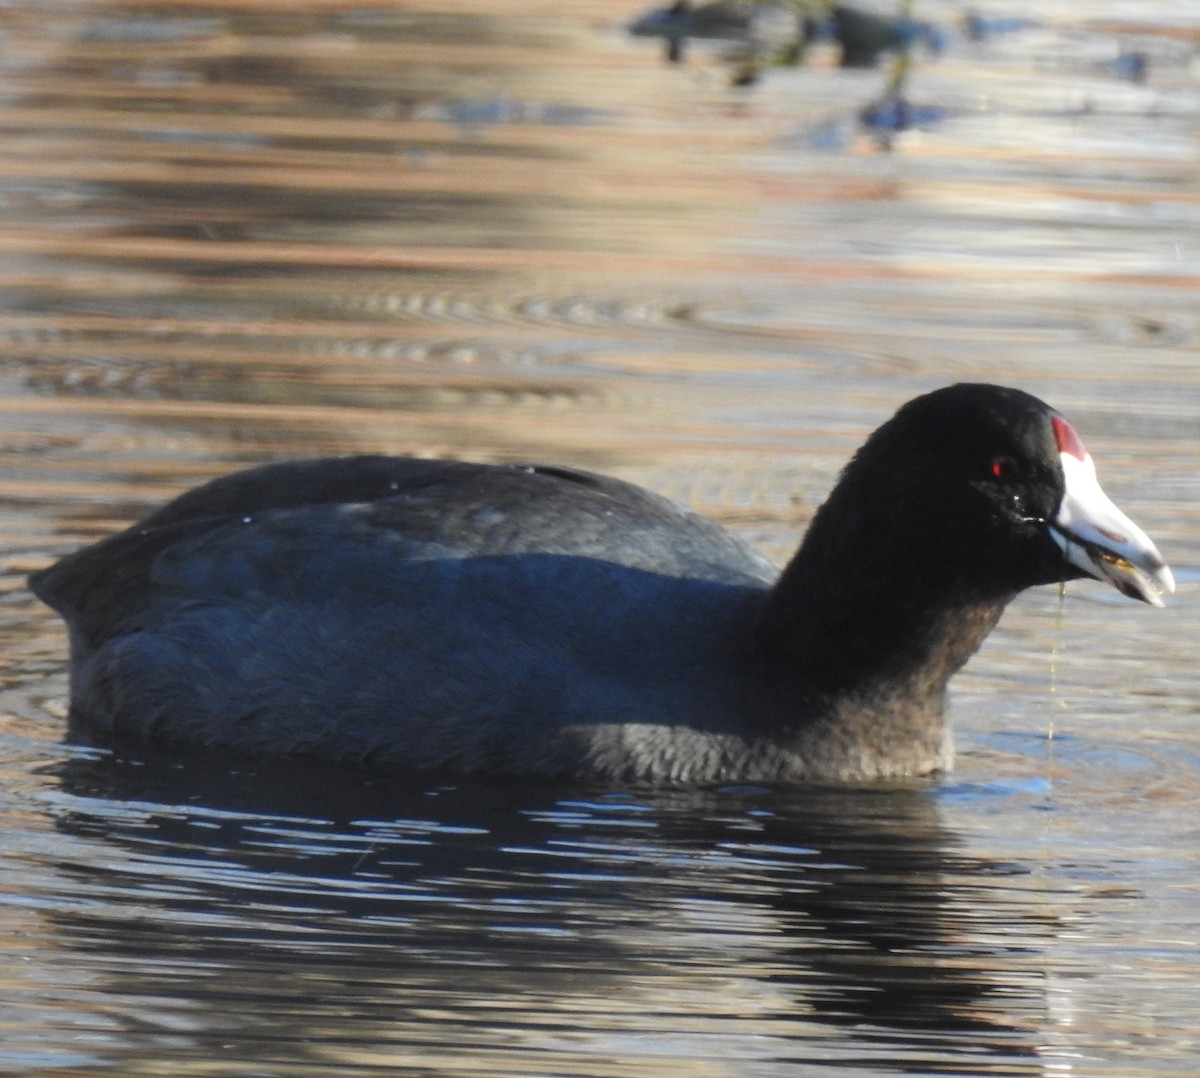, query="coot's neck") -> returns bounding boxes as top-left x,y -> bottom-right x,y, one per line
754,492 -> 1017,714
